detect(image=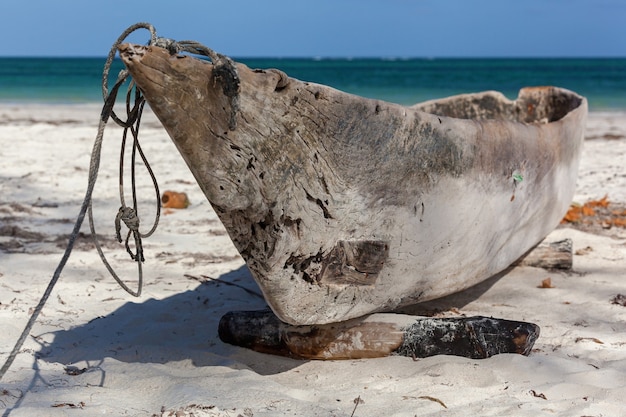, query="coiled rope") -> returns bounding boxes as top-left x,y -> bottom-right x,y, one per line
0,22 -> 238,382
